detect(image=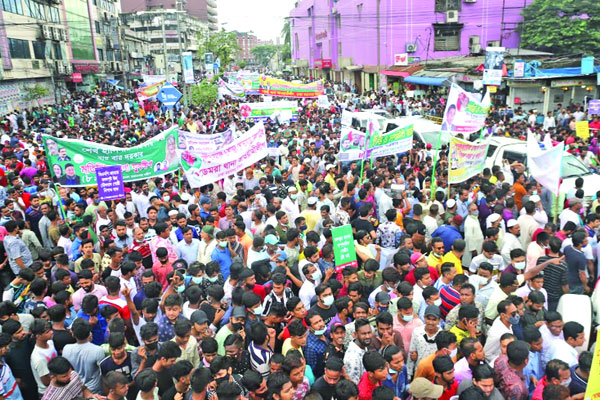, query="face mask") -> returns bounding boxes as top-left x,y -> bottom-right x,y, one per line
290,194 -> 297,200
163,196 -> 170,202
253,306 -> 263,316
145,341 -> 158,350
386,284 -> 395,292
561,378 -> 571,387
176,285 -> 185,293
471,211 -> 479,217
449,348 -> 458,358
300,225 -> 307,231
313,327 -> 327,336
514,261 -> 526,270
509,314 -> 521,325
532,190 -> 538,196
207,275 -> 219,283
323,295 -> 334,307
433,299 -> 442,307
219,241 -> 228,248
216,375 -> 230,386
311,270 -> 322,282
231,322 -> 243,331
388,367 -> 398,374
377,306 -> 388,313
192,276 -> 203,284
402,314 -> 413,322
